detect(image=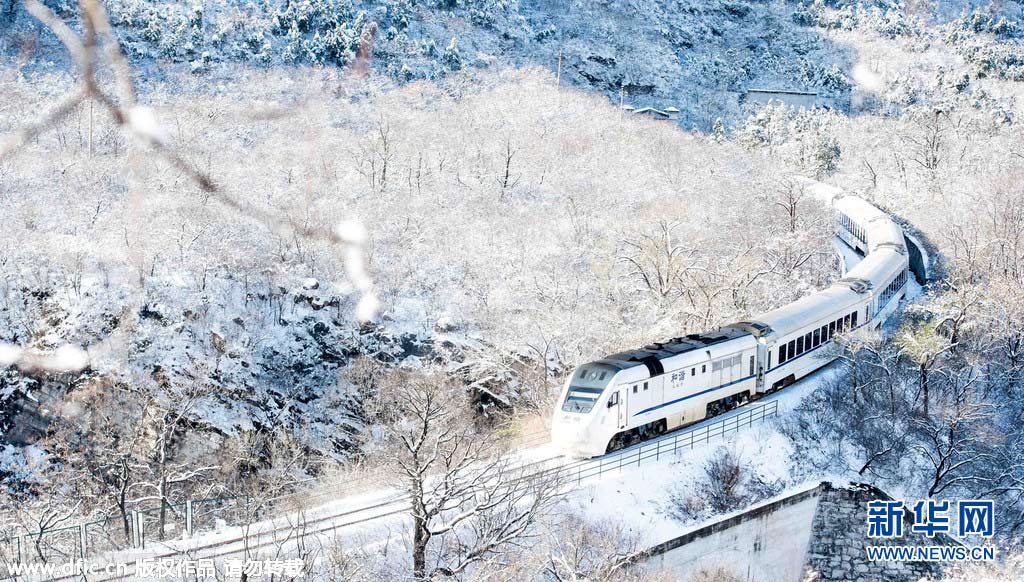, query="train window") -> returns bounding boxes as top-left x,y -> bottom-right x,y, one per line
852,311 -> 859,328
820,325 -> 827,342
804,332 -> 812,349
702,364 -> 706,373
691,368 -> 695,376
844,314 -> 851,330
779,344 -> 787,362
829,321 -> 836,336
767,352 -> 772,368
787,340 -> 796,360
599,371 -> 606,380
643,382 -> 648,391
749,355 -> 755,376
796,336 -> 804,355
812,329 -> 820,347
632,385 -> 637,394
